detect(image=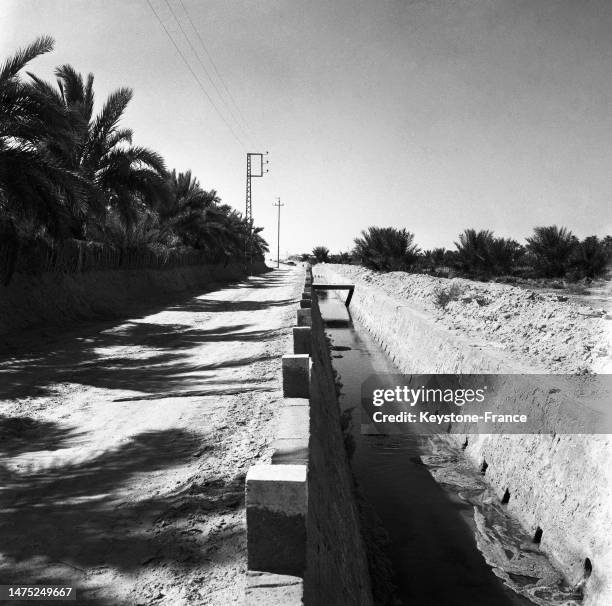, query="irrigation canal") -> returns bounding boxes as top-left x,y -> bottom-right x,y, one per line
317,288 -> 582,606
